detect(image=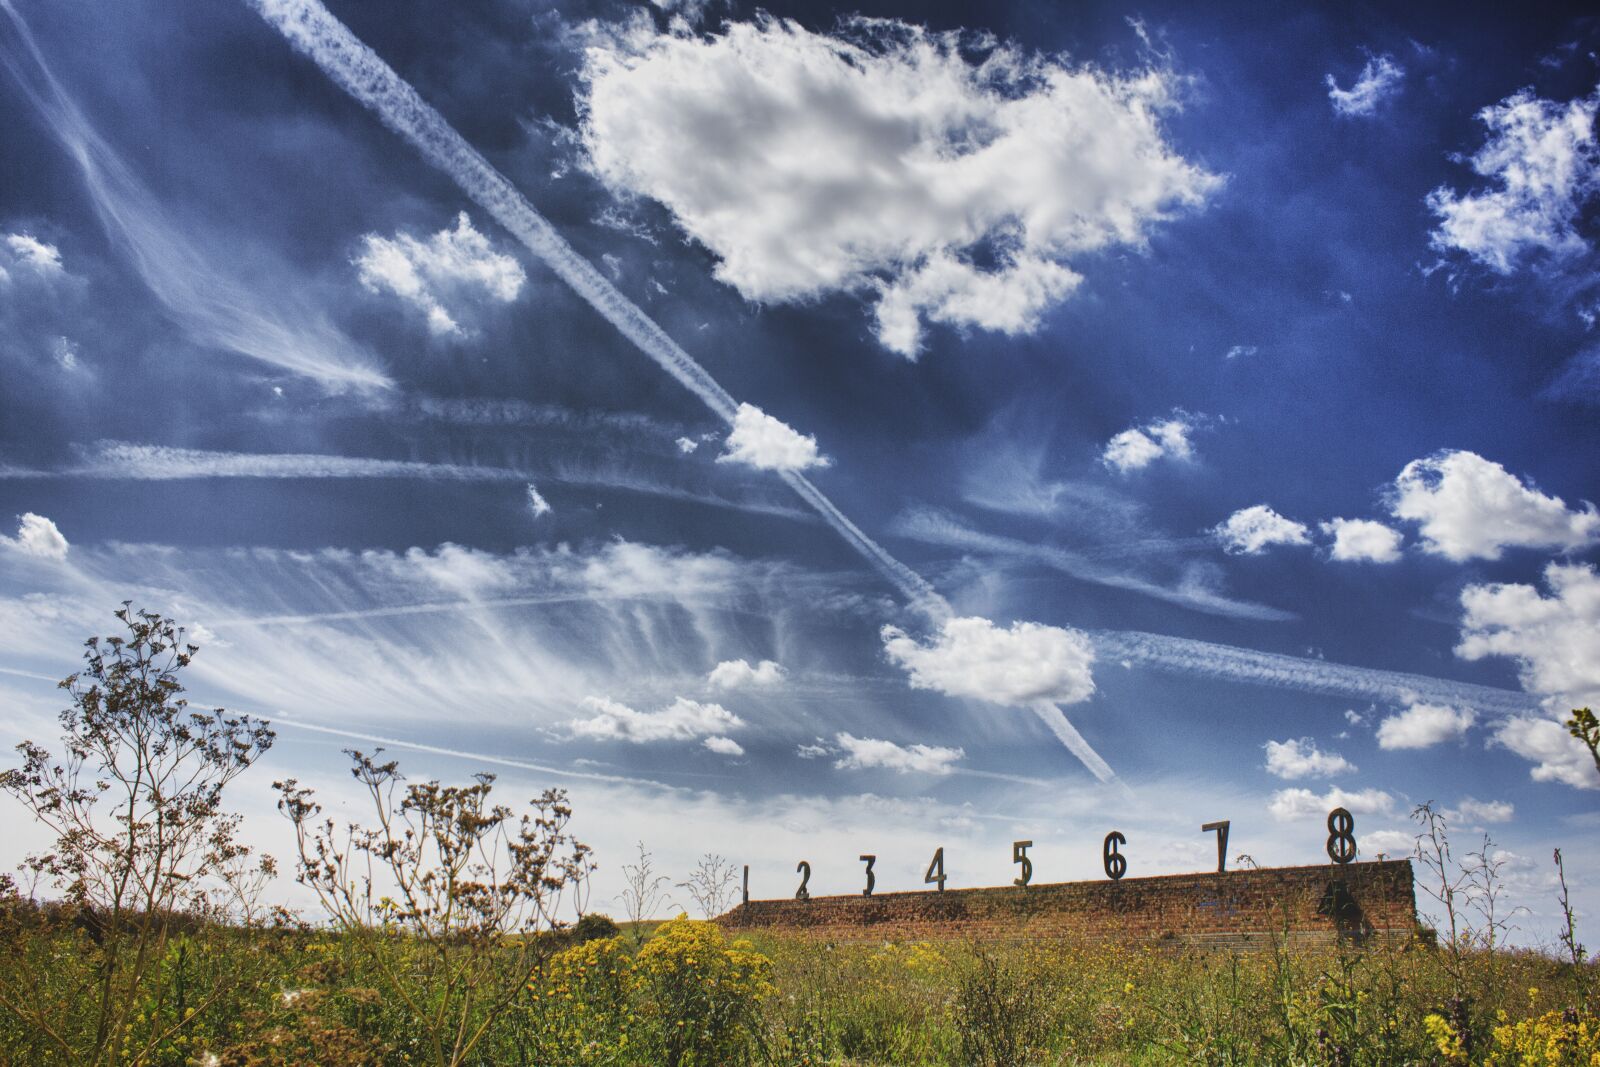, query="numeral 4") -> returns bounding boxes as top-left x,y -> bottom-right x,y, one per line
924,846 -> 947,892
